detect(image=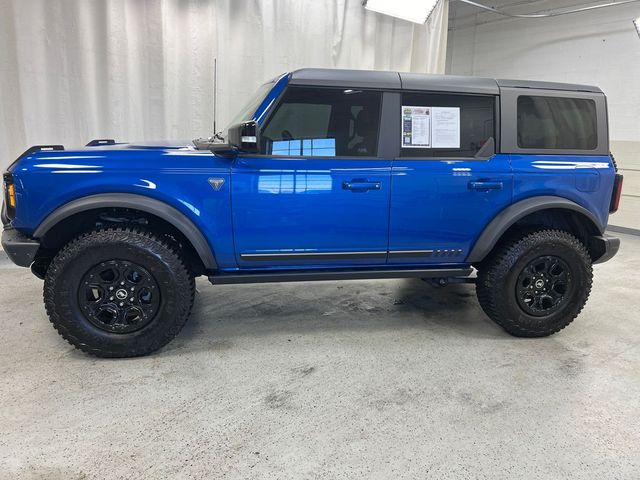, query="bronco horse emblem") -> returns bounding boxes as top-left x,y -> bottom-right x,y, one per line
208,178 -> 225,191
